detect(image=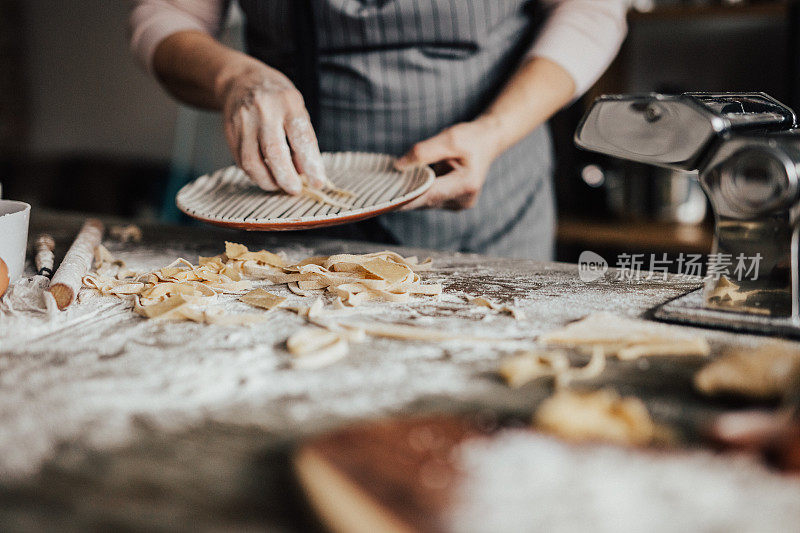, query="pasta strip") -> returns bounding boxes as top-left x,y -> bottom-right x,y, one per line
534,388 -> 662,447
83,242 -> 448,365
287,326 -> 366,369
469,296 -> 526,319
239,289 -> 286,311
539,312 -> 710,359
298,173 -> 356,209
499,347 -> 605,389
